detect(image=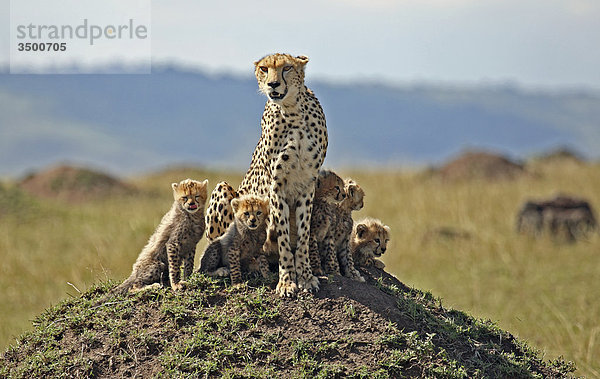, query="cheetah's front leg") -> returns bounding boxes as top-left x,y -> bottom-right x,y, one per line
271,194 -> 298,297
166,241 -> 184,291
295,192 -> 319,292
